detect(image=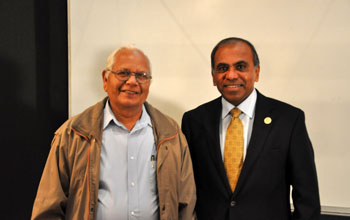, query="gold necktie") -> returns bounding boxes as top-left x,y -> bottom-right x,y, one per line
224,108 -> 243,192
